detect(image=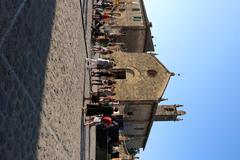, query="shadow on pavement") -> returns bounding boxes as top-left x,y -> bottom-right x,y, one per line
0,0 -> 56,159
